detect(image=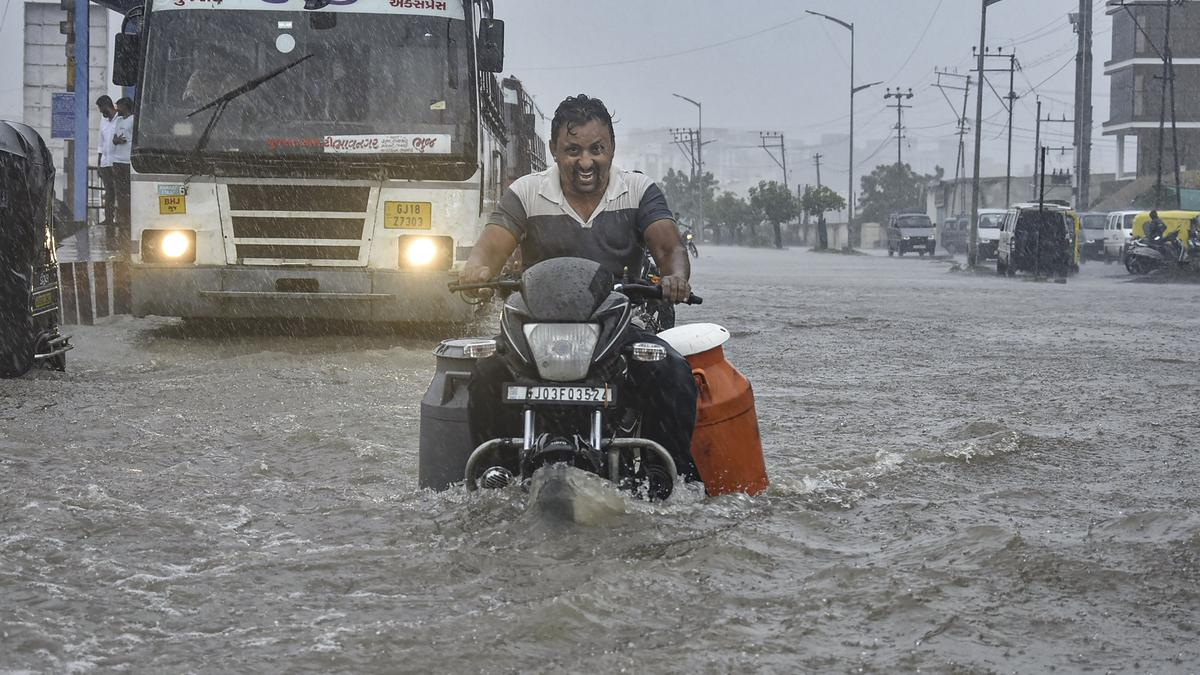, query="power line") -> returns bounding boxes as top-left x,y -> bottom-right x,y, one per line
886,0 -> 946,82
